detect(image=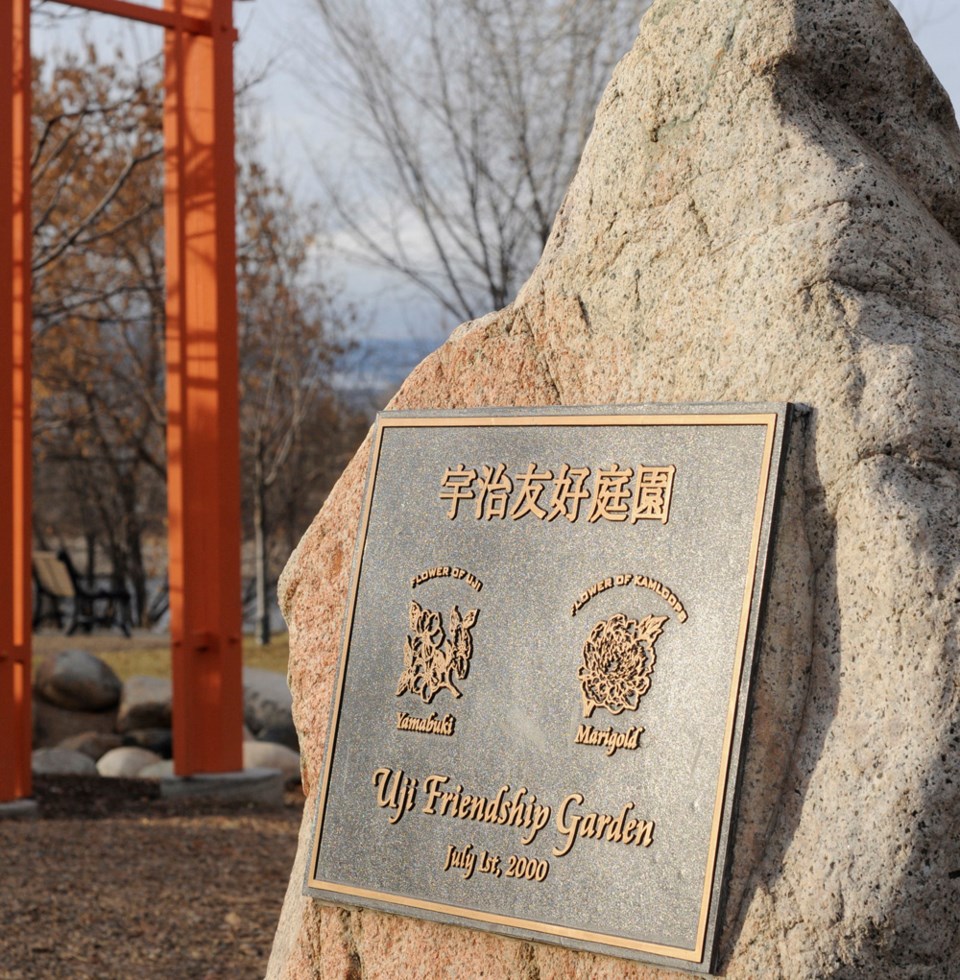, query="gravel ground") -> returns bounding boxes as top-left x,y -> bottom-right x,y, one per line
0,777 -> 303,979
